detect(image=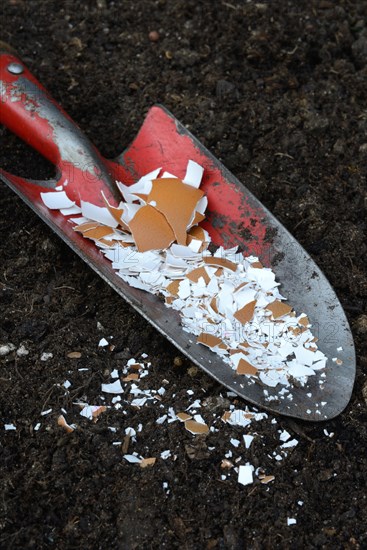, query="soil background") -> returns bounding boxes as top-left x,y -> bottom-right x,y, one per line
1,1 -> 367,548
